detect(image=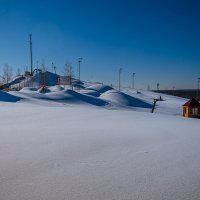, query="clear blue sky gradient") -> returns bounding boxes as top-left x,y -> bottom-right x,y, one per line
0,0 -> 200,89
